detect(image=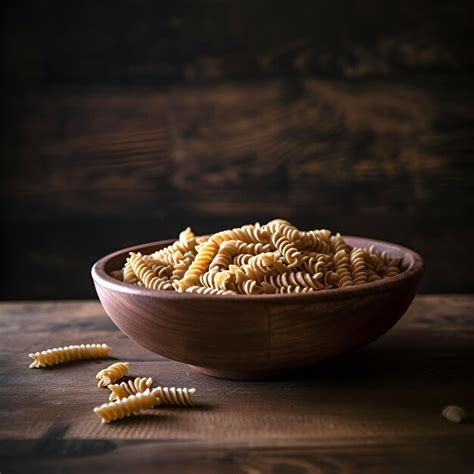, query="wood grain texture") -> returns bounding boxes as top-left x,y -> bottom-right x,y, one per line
1,77 -> 473,298
0,296 -> 473,473
3,80 -> 473,216
92,236 -> 423,379
1,0 -> 473,299
2,1 -> 473,85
